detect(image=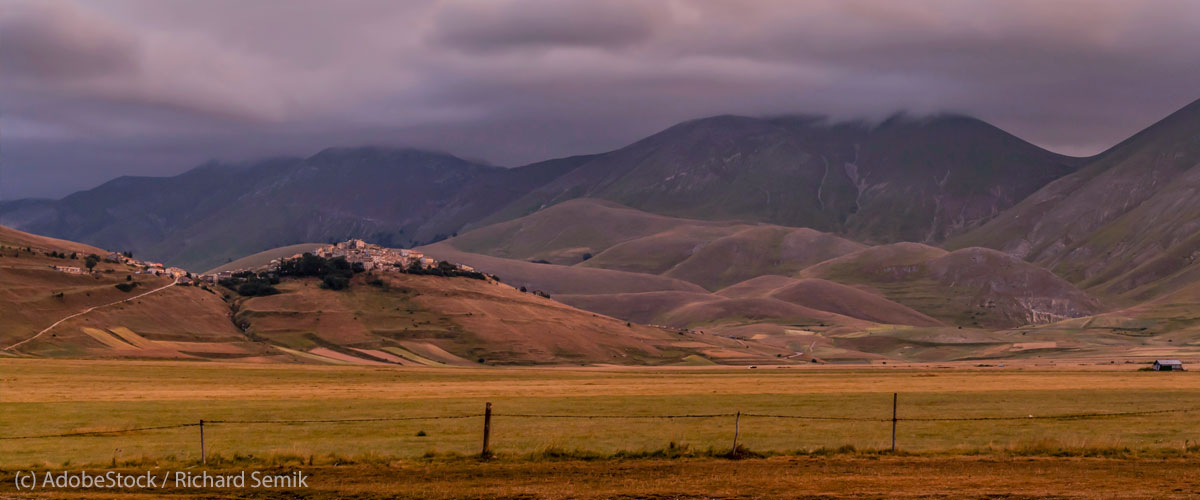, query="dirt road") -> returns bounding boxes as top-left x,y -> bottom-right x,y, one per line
3,278 -> 178,352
